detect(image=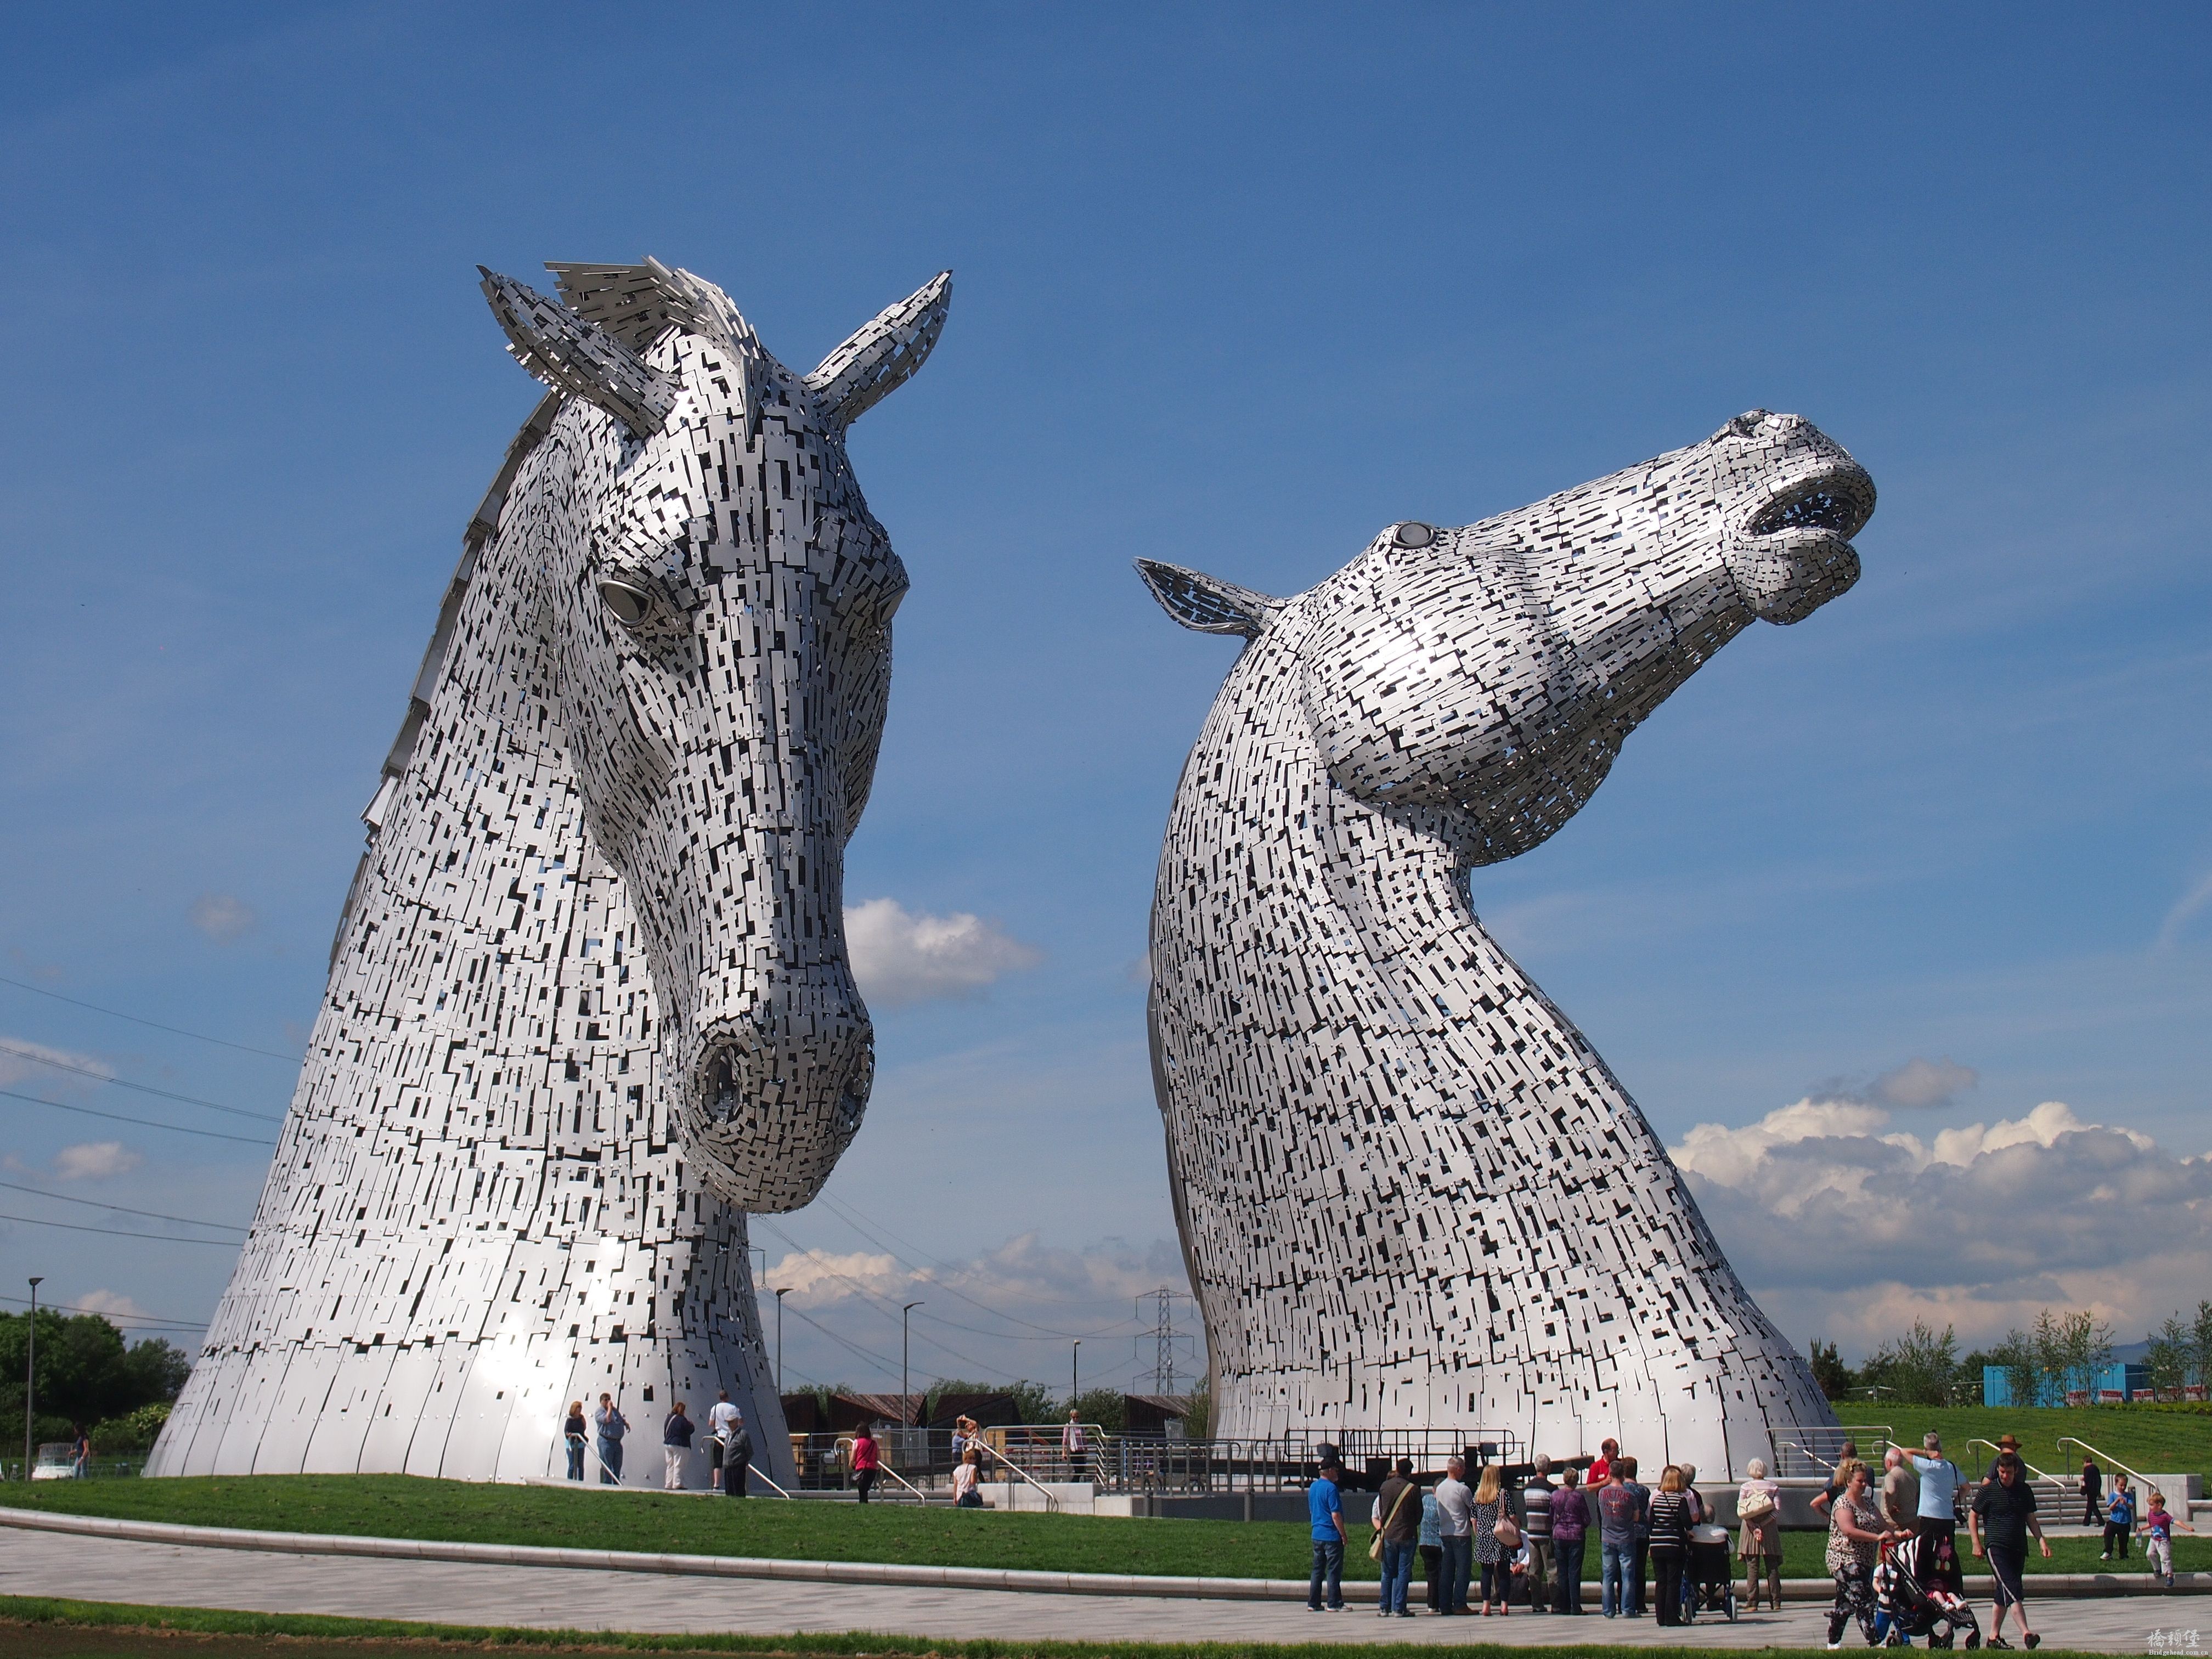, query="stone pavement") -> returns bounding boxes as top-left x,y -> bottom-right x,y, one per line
1,1530 -> 2199,1651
